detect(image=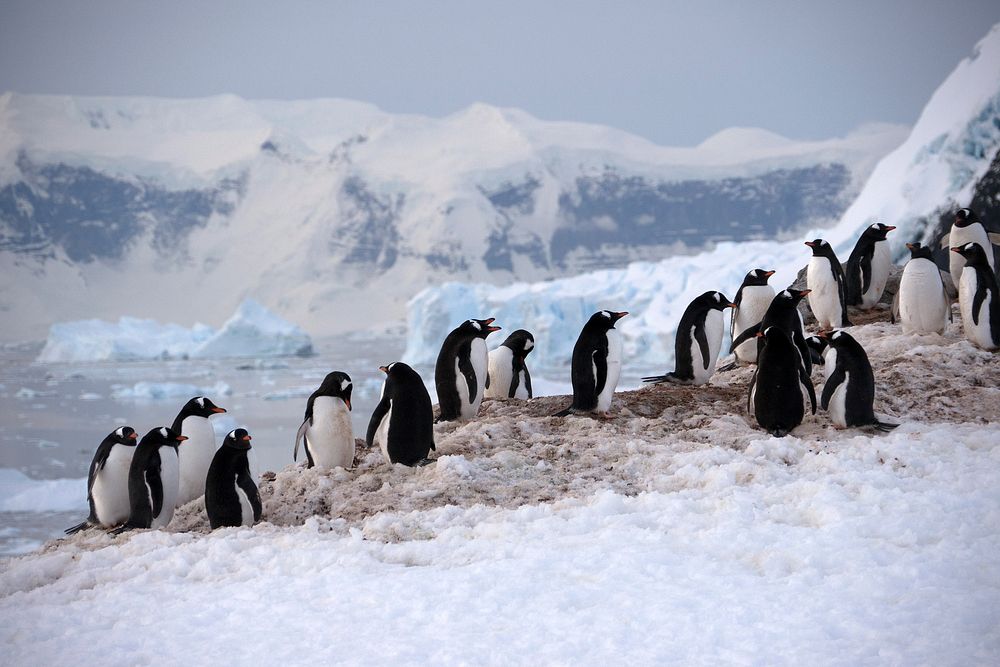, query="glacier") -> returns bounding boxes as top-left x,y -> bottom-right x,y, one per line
404,24 -> 1000,372
36,298 -> 313,362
